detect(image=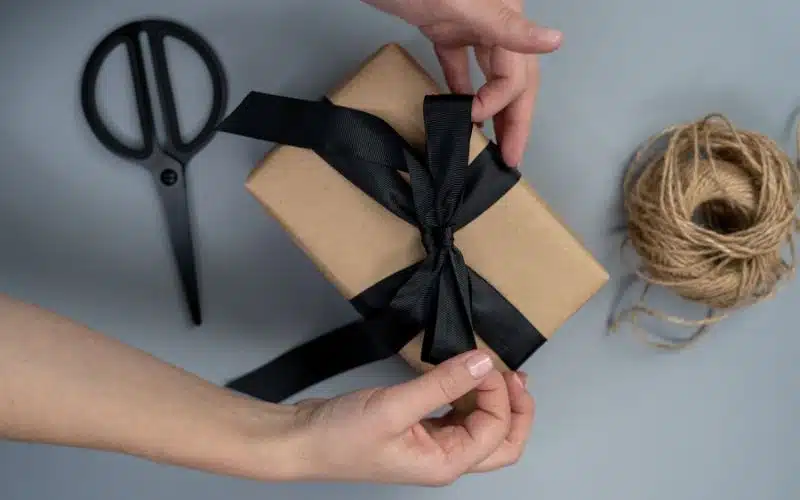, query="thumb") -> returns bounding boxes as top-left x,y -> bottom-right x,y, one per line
461,1 -> 562,53
380,350 -> 496,422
